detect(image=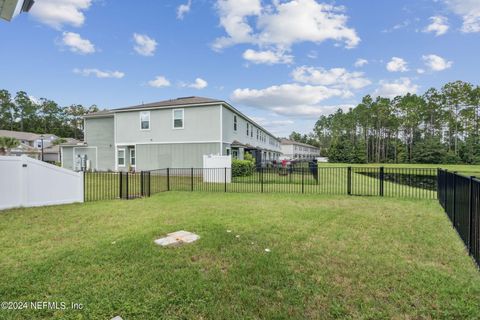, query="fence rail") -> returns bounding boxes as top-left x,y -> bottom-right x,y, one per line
84,166 -> 438,201
437,169 -> 480,267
